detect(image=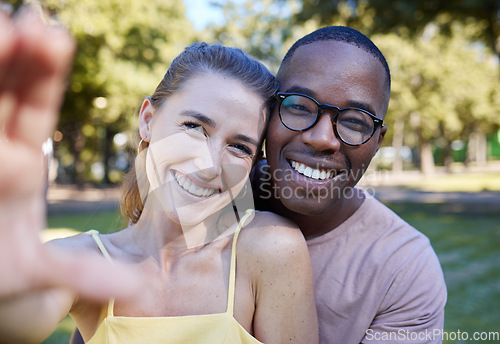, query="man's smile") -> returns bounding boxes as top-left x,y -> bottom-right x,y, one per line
289,160 -> 336,180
